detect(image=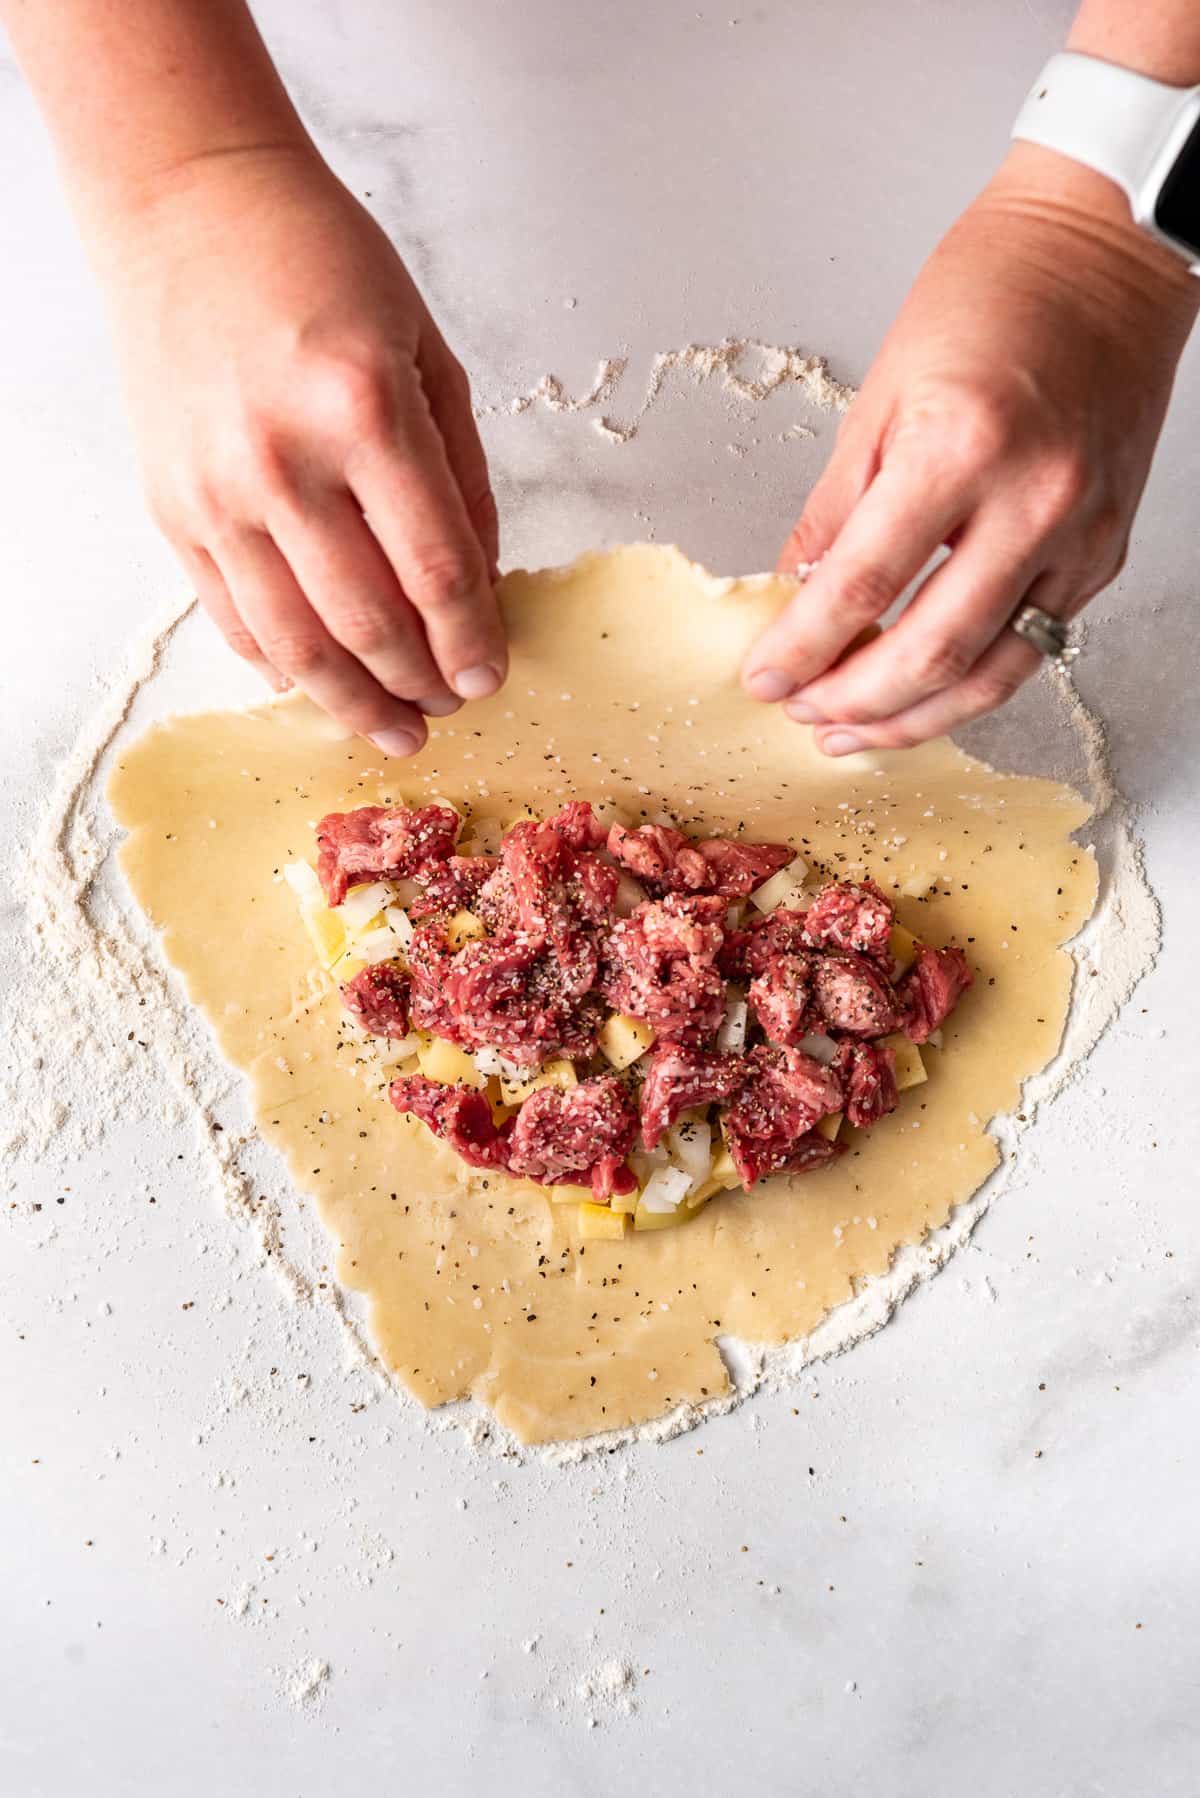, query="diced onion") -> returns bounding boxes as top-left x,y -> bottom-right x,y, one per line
667,1114 -> 712,1192
383,905 -> 415,950
340,881 -> 397,930
355,927 -> 403,965
926,1027 -> 943,1049
717,997 -> 747,1055
614,873 -> 648,918
472,1046 -> 505,1077
283,861 -> 323,903
798,1031 -> 838,1065
592,799 -> 633,833
629,1146 -> 669,1186
640,1166 -> 693,1213
749,859 -> 810,914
